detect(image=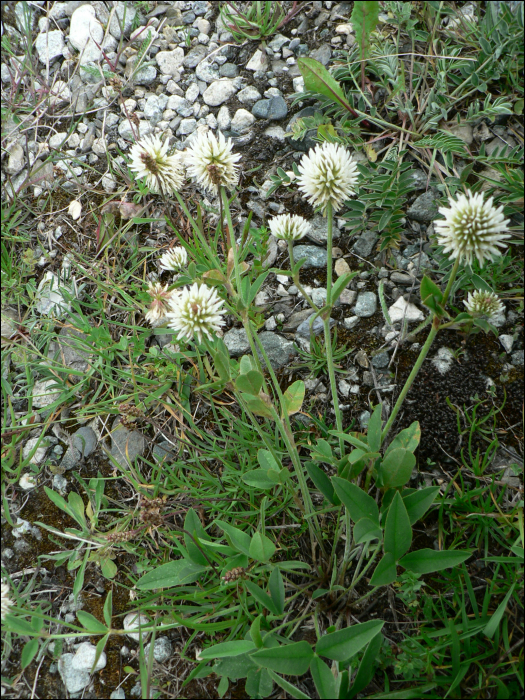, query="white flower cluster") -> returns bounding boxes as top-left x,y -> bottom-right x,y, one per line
166,283 -> 225,343
268,213 -> 310,241
1,580 -> 13,620
128,131 -> 240,196
145,281 -> 175,327
435,191 -> 510,267
159,247 -> 188,272
464,290 -> 505,322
